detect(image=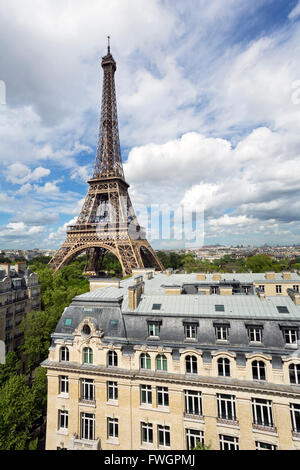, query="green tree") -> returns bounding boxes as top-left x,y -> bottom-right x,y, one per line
0,375 -> 37,450
193,441 -> 211,450
0,351 -> 21,387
